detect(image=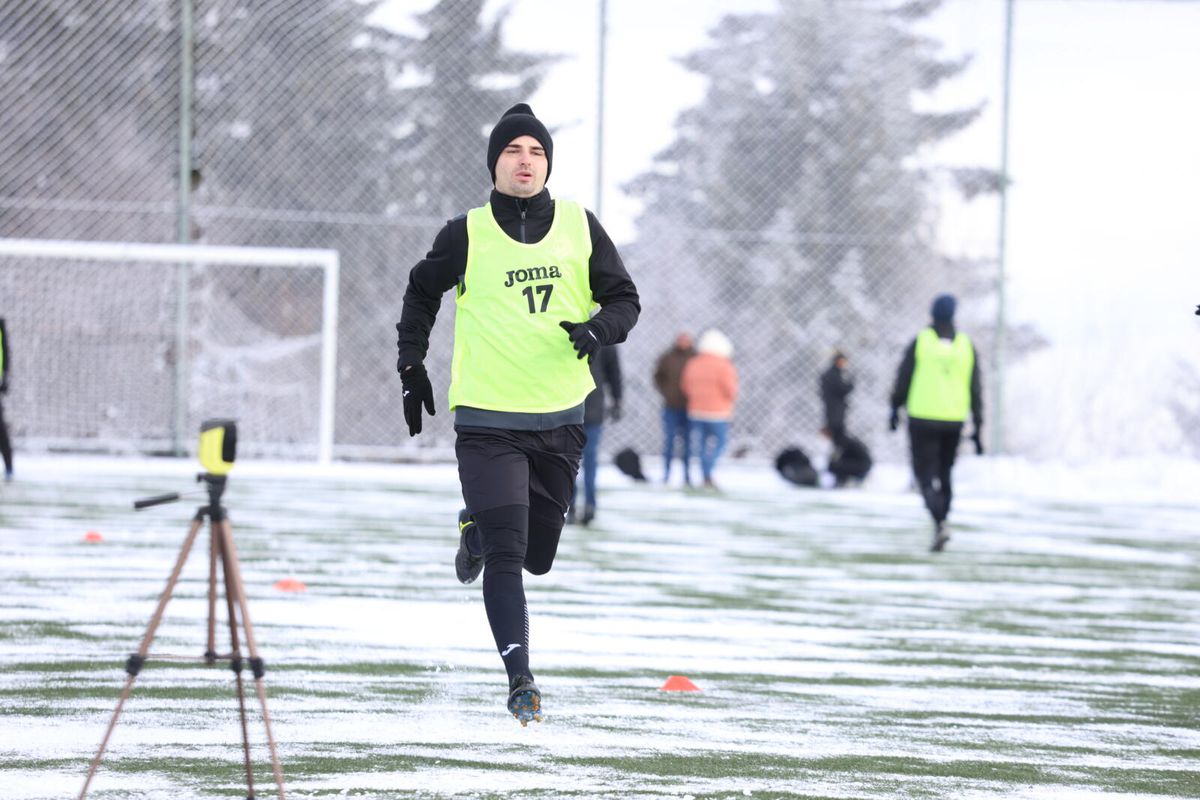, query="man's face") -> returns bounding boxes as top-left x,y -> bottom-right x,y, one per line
494,135 -> 548,198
